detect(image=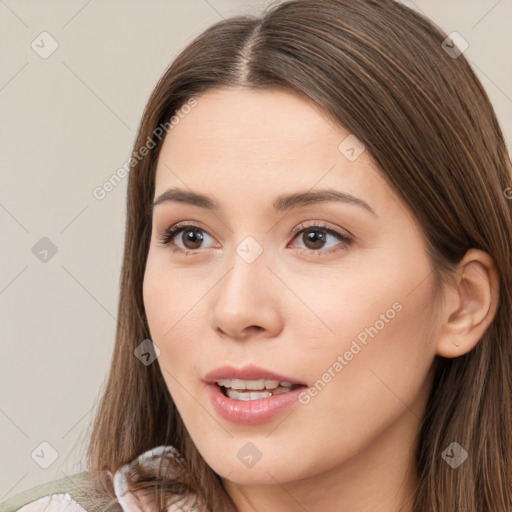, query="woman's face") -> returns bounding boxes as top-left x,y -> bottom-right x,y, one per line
143,88 -> 441,492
